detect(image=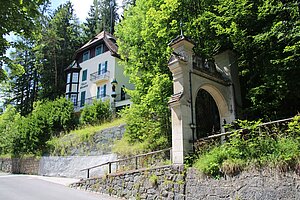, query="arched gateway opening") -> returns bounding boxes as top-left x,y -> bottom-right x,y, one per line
167,35 -> 241,164
195,89 -> 220,138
